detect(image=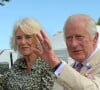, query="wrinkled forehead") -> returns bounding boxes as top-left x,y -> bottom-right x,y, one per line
65,21 -> 87,32
66,17 -> 88,28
